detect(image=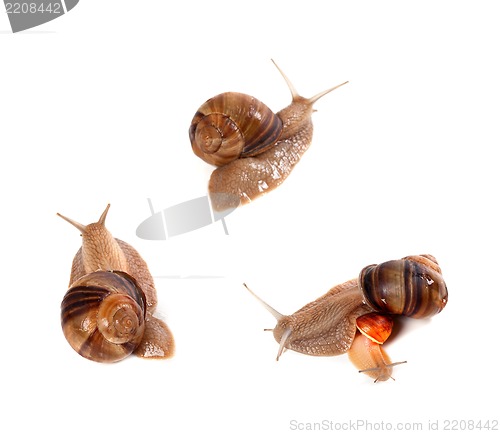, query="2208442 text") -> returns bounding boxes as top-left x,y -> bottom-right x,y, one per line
5,3 -> 62,14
